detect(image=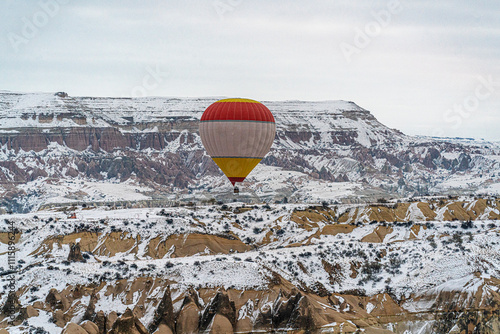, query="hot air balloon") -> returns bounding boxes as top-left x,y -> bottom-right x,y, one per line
199,98 -> 276,192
